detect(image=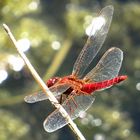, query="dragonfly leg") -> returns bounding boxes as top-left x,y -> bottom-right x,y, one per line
70,95 -> 78,108
59,95 -> 63,104
68,94 -> 79,115
51,95 -> 64,105
67,100 -> 73,115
